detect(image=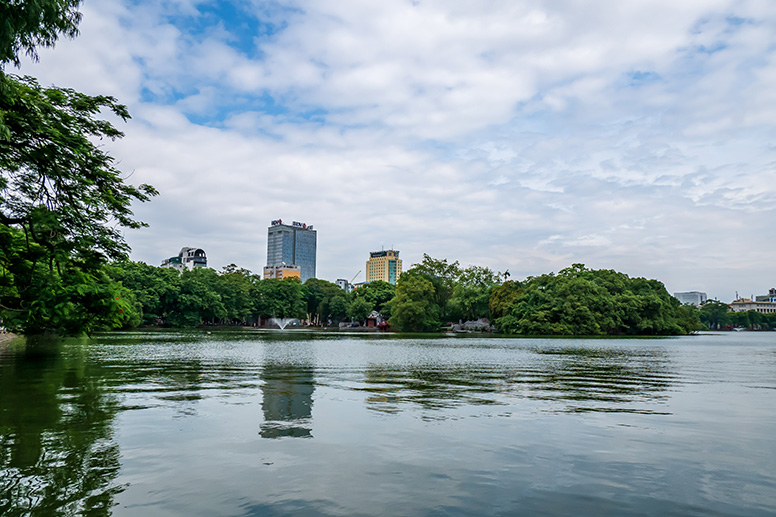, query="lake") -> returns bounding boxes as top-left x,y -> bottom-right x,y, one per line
1,330 -> 775,516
